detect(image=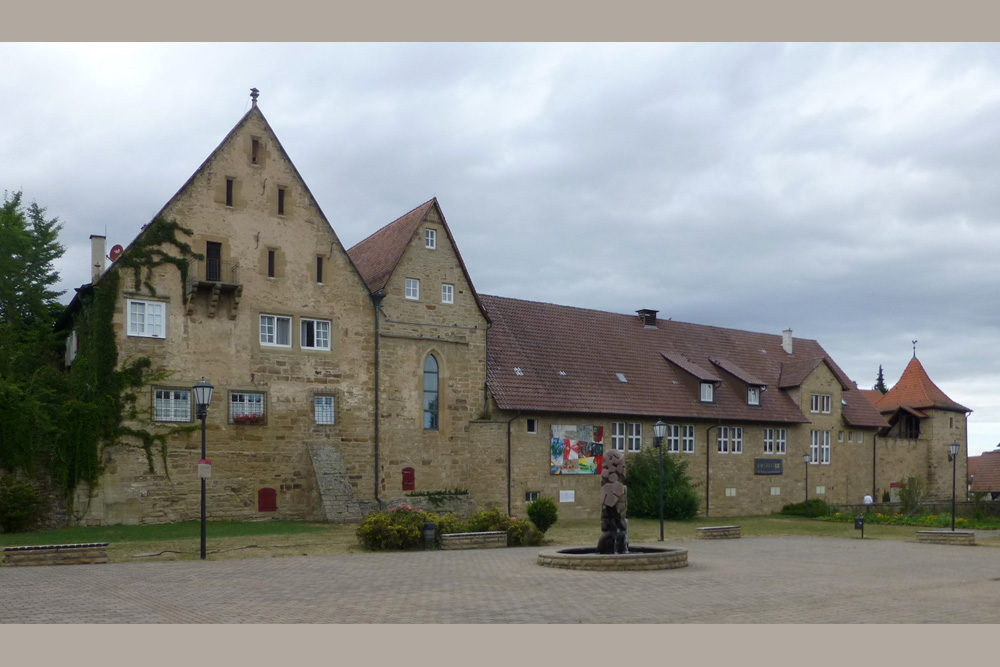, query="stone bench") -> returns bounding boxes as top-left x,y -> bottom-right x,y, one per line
2,543 -> 109,566
439,531 -> 507,550
916,530 -> 975,546
696,526 -> 741,540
